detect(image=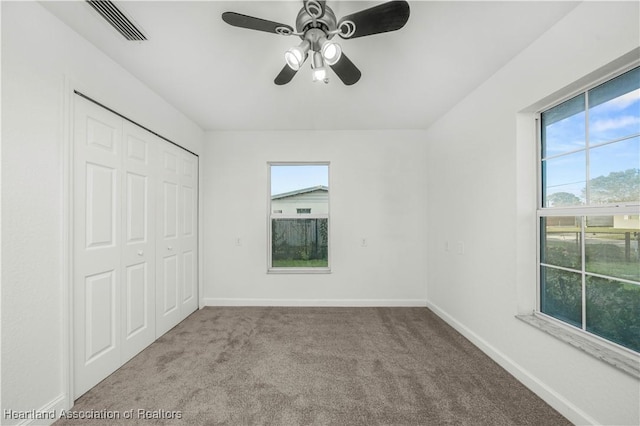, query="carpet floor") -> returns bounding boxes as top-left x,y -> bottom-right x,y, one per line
56,307 -> 571,425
